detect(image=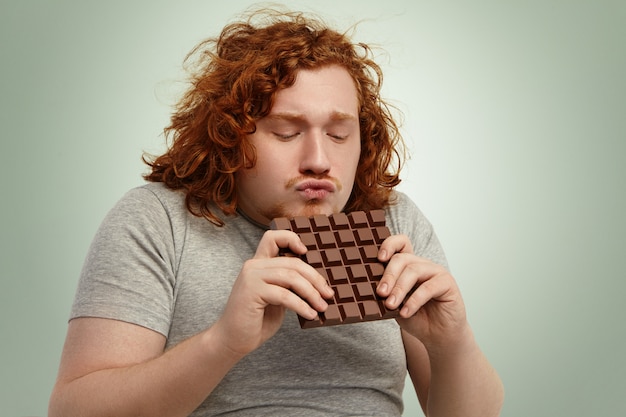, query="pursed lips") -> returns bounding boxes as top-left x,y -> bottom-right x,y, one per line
294,179 -> 338,199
